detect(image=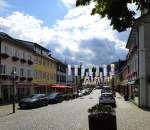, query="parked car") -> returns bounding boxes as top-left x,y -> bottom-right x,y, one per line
99,92 -> 116,107
101,86 -> 113,93
78,91 -> 84,97
19,94 -> 49,109
47,93 -> 64,103
95,86 -> 101,89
